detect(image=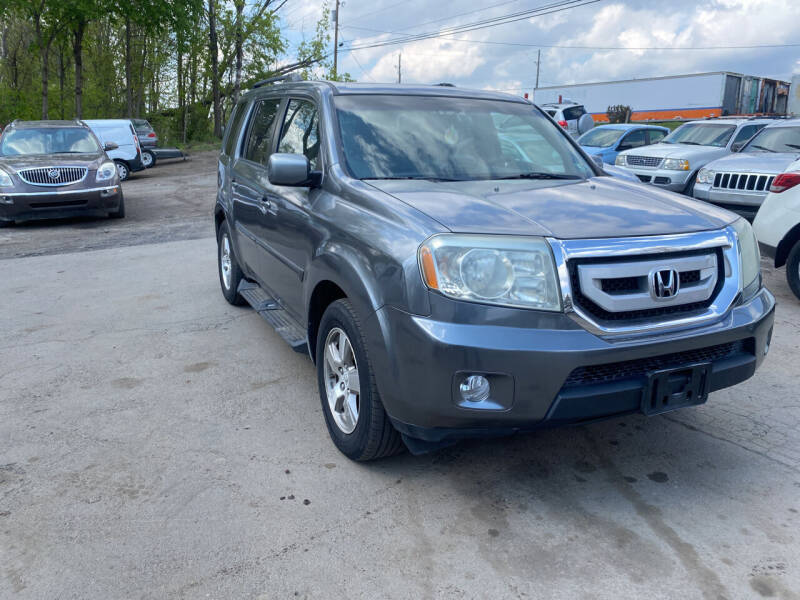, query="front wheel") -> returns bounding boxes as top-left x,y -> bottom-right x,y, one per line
115,161 -> 130,181
316,299 -> 403,461
786,241 -> 800,301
